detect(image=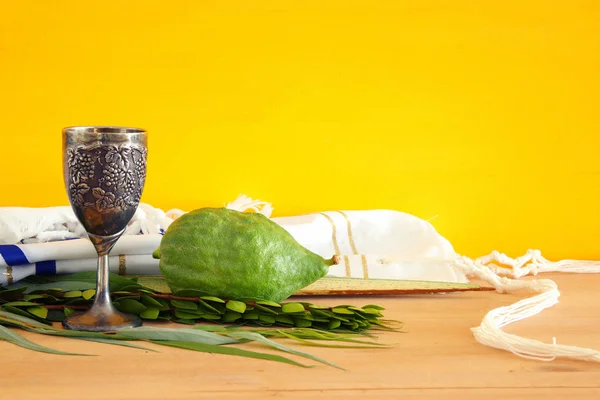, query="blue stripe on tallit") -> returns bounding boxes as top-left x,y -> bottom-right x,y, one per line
0,245 -> 29,266
35,260 -> 57,275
